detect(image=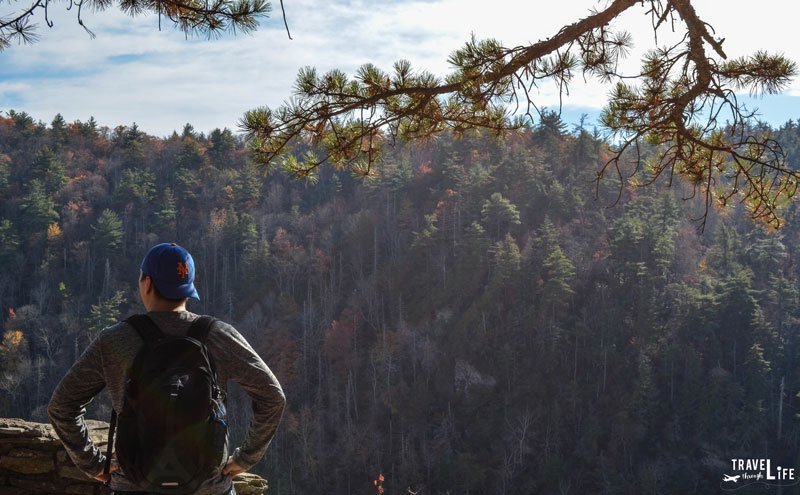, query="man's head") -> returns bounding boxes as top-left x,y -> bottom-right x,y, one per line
138,243 -> 200,310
